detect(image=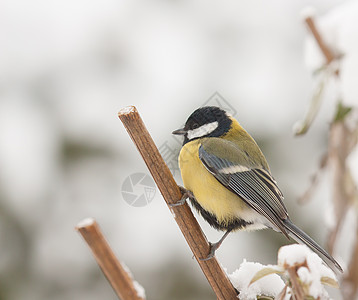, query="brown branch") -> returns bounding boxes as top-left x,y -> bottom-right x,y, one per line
76,218 -> 145,300
343,224 -> 358,299
287,267 -> 305,300
304,16 -> 335,65
276,283 -> 289,300
294,14 -> 339,136
327,122 -> 352,253
118,106 -> 237,299
329,119 -> 358,298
